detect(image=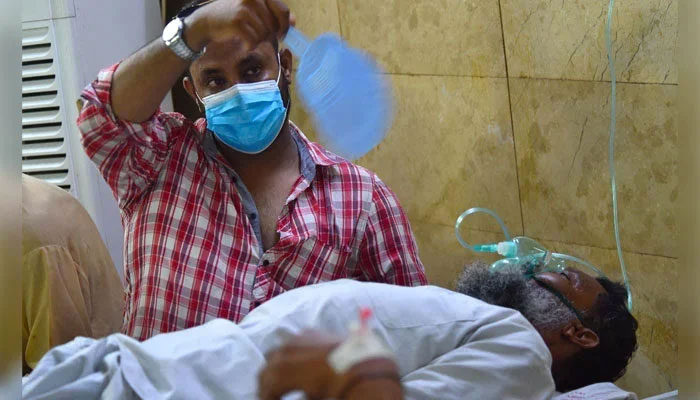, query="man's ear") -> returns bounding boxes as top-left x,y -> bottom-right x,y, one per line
183,75 -> 203,112
280,48 -> 293,85
183,75 -> 197,102
561,321 -> 599,349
